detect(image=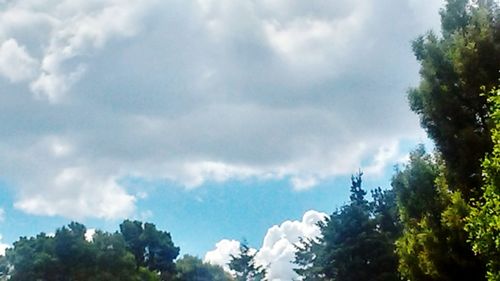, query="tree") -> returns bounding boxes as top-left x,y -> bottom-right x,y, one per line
393,147 -> 485,280
120,220 -> 146,269
174,255 -> 234,281
91,231 -> 143,281
2,233 -> 59,280
467,88 -> 500,281
402,1 -> 499,279
228,242 -> 266,281
408,0 -> 500,201
53,222 -> 95,278
120,220 -> 180,279
294,173 -> 400,281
